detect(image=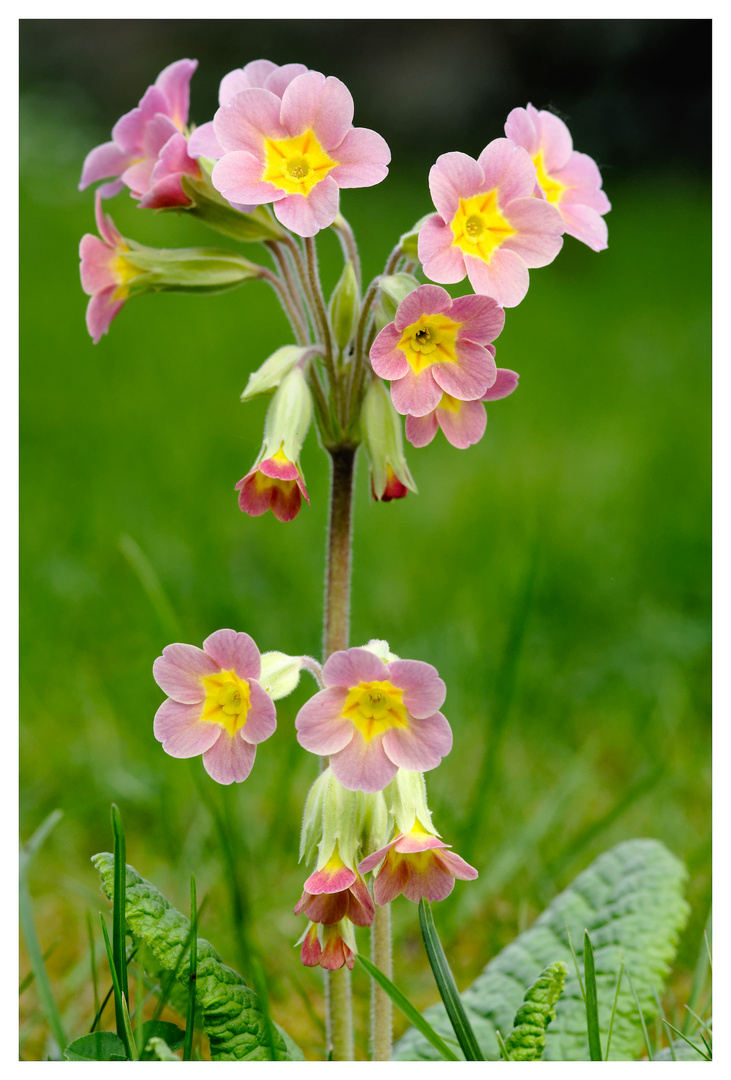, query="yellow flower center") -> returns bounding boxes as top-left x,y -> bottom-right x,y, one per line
262,130 -> 337,196
342,680 -> 408,741
532,150 -> 567,205
201,669 -> 251,736
397,314 -> 460,374
438,392 -> 461,413
450,190 -> 515,262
